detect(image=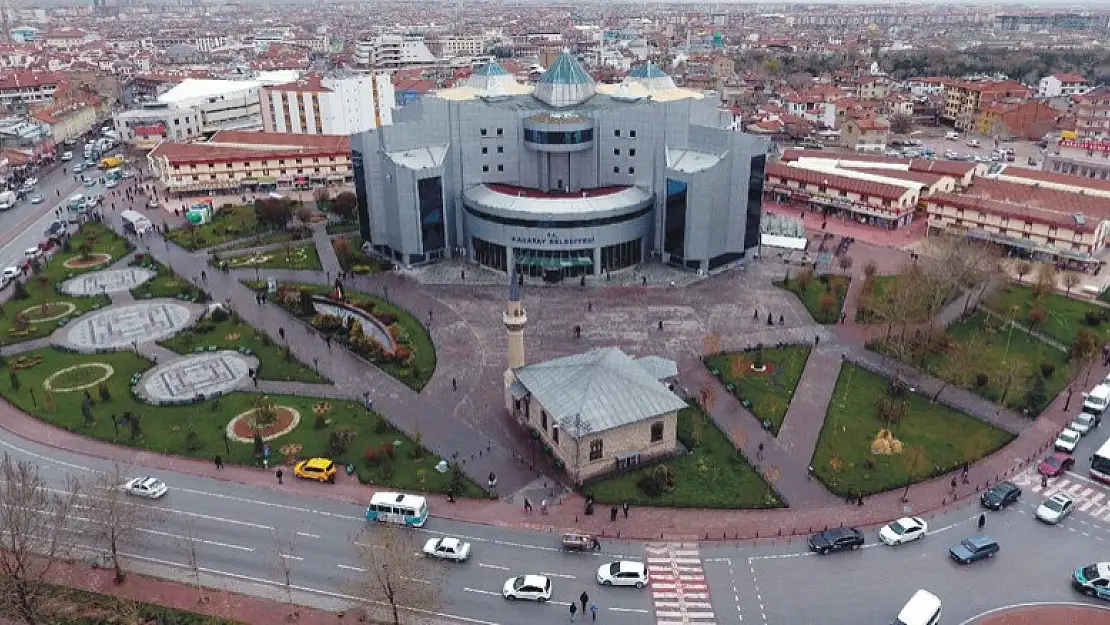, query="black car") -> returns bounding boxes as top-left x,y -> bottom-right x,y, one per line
808,527 -> 864,554
980,482 -> 1022,510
